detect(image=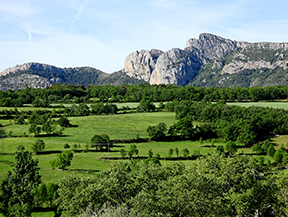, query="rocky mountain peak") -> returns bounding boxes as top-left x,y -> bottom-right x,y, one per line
123,49 -> 163,82
0,62 -> 64,77
186,33 -> 237,60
